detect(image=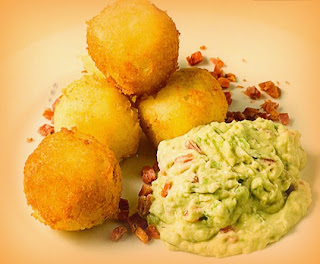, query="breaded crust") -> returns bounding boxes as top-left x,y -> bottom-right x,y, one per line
138,68 -> 228,146
86,0 -> 179,96
53,74 -> 141,161
24,129 -> 122,231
